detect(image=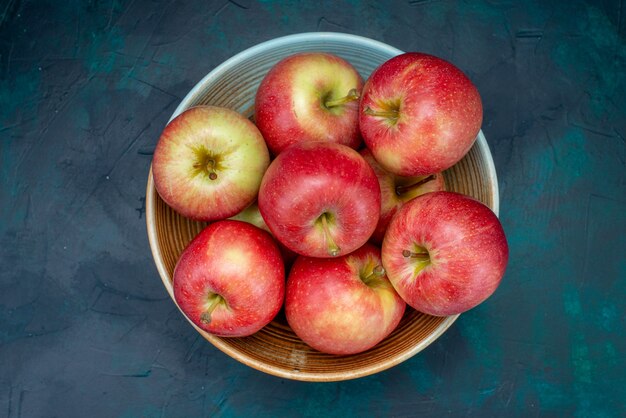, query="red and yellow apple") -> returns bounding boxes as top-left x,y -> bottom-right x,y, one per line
173,220 -> 285,337
255,52 -> 363,155
285,244 -> 405,355
359,53 -> 483,176
258,141 -> 380,258
153,106 -> 269,221
382,192 -> 508,316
